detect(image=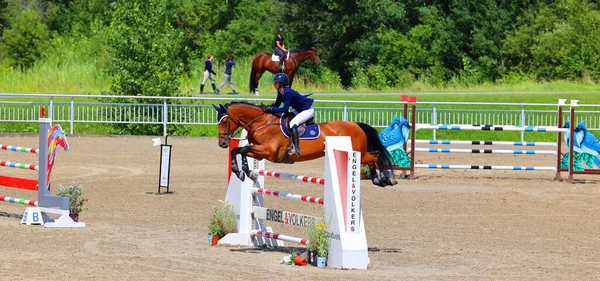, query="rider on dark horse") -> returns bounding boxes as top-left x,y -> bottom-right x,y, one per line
264,73 -> 314,157
274,27 -> 287,72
